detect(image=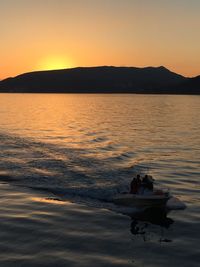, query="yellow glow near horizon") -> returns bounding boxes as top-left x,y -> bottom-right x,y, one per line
37,56 -> 74,71
0,1 -> 200,78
